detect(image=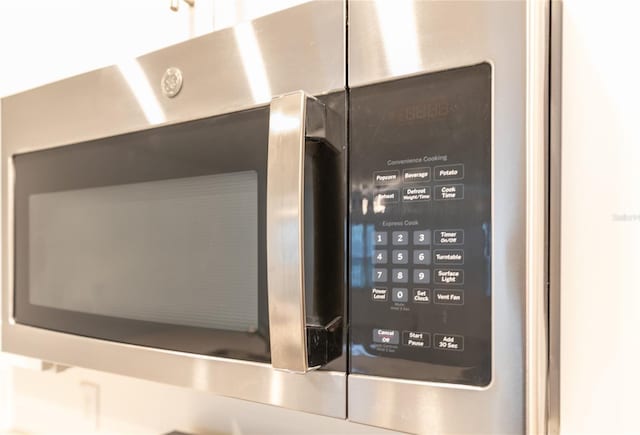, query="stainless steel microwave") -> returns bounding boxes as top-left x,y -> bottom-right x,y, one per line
1,1 -> 558,433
